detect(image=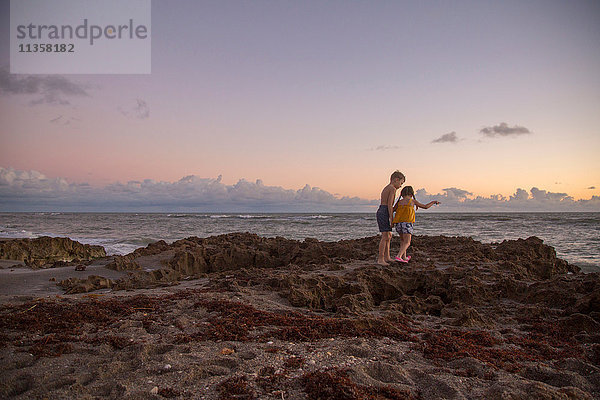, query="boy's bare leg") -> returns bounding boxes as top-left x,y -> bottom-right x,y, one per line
384,232 -> 394,262
377,232 -> 391,265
